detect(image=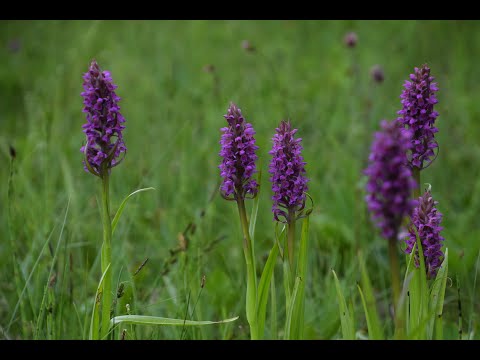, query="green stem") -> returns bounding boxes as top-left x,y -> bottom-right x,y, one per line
388,237 -> 404,339
236,197 -> 258,340
287,211 -> 296,270
100,169 -> 113,339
